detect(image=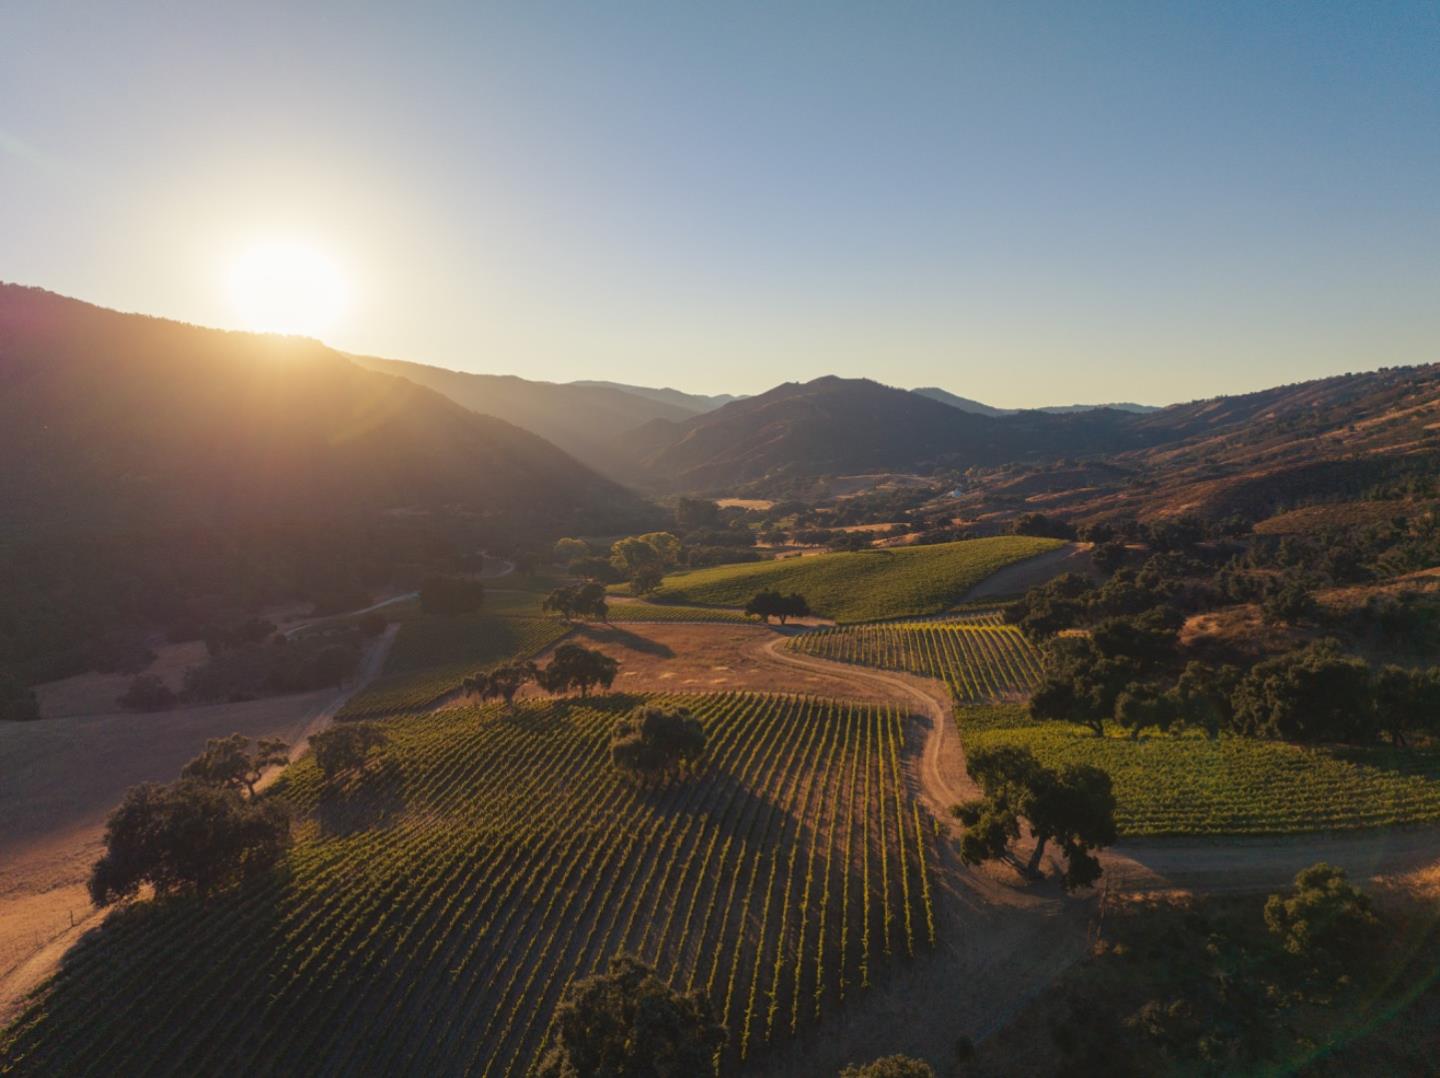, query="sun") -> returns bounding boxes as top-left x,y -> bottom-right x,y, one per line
226,241 -> 348,337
